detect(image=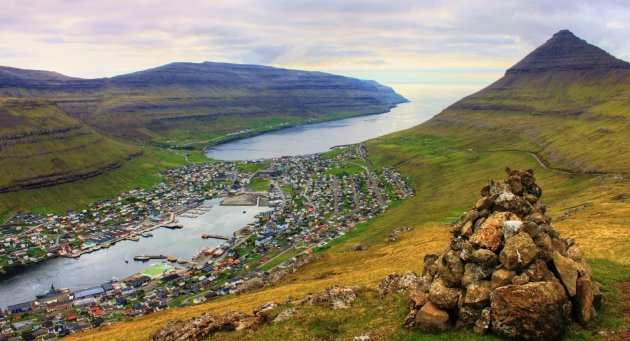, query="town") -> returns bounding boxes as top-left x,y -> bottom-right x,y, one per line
0,144 -> 413,340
